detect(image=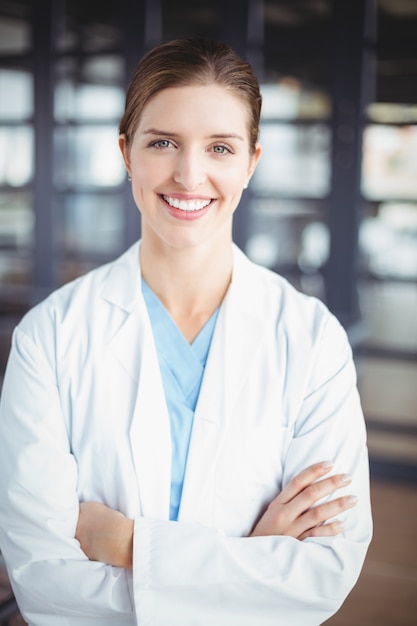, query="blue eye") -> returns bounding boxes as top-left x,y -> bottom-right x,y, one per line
151,139 -> 172,149
212,145 -> 231,154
